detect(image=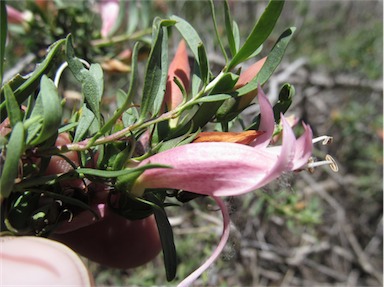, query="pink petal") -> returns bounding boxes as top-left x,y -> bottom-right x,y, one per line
292,123 -> 313,170
163,40 -> 191,111
133,130 -> 295,197
250,85 -> 275,148
100,0 -> 120,38
177,196 -> 230,287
